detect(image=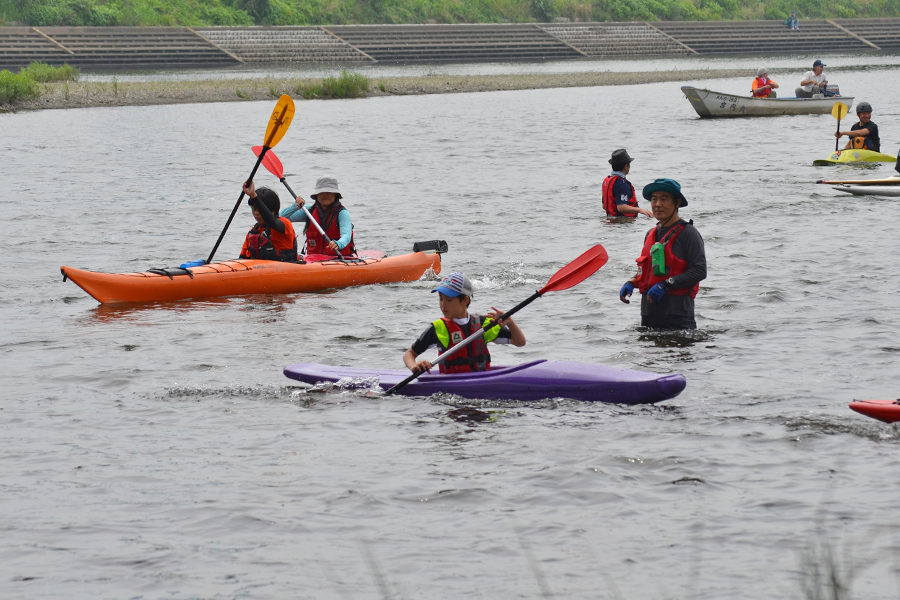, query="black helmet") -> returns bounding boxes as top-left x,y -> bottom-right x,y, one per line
856,101 -> 873,114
